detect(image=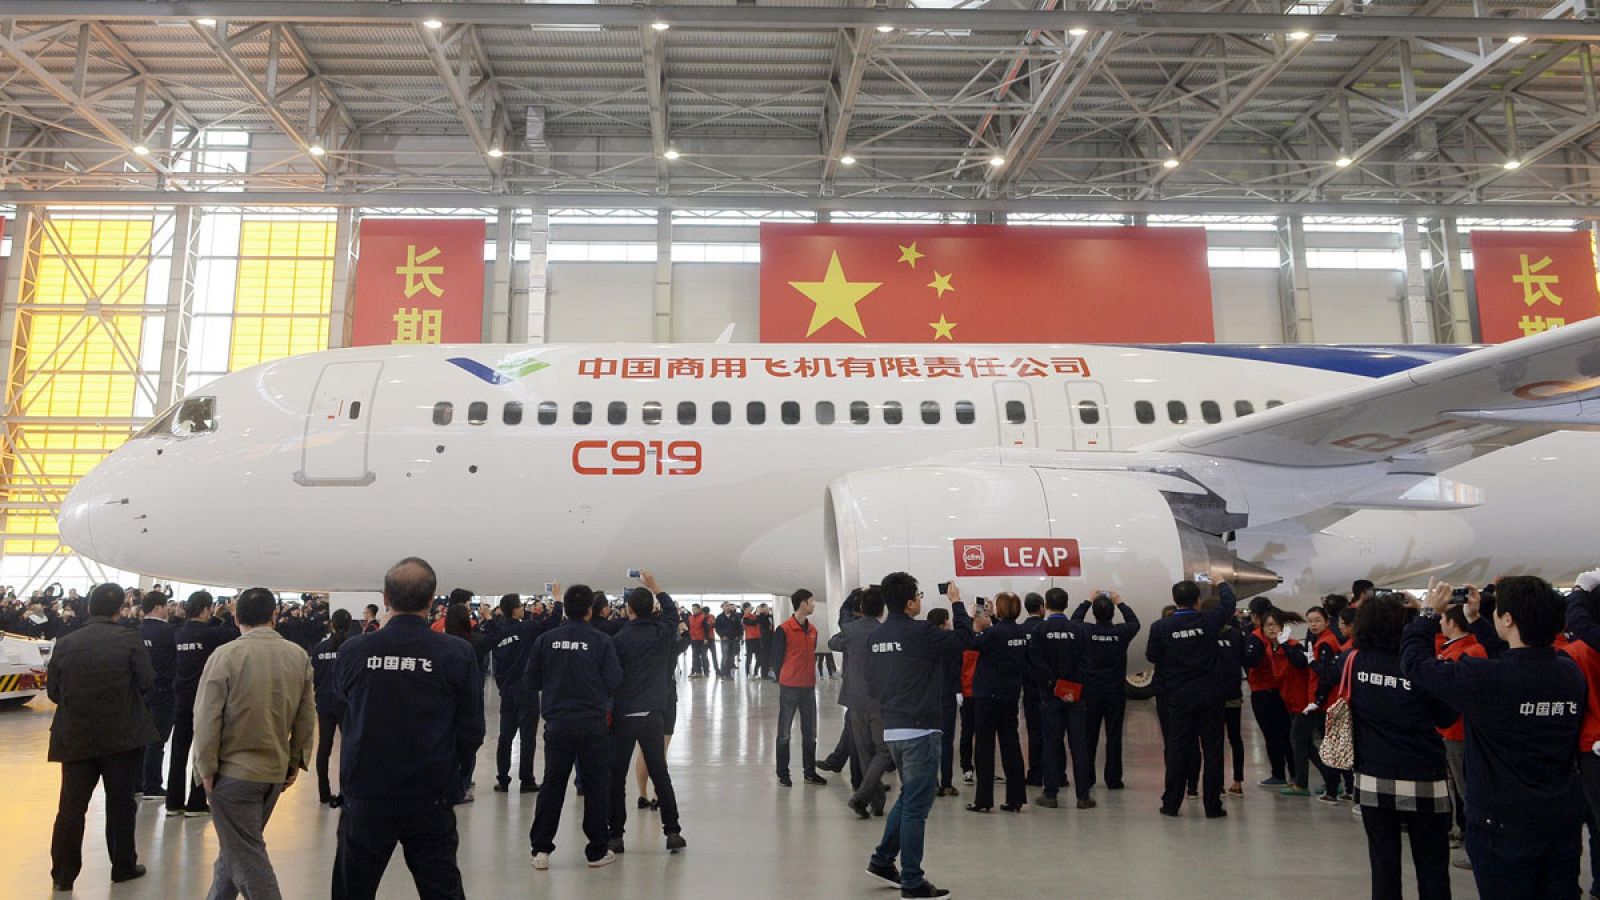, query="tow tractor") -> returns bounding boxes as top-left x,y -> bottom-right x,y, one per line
0,631 -> 50,707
